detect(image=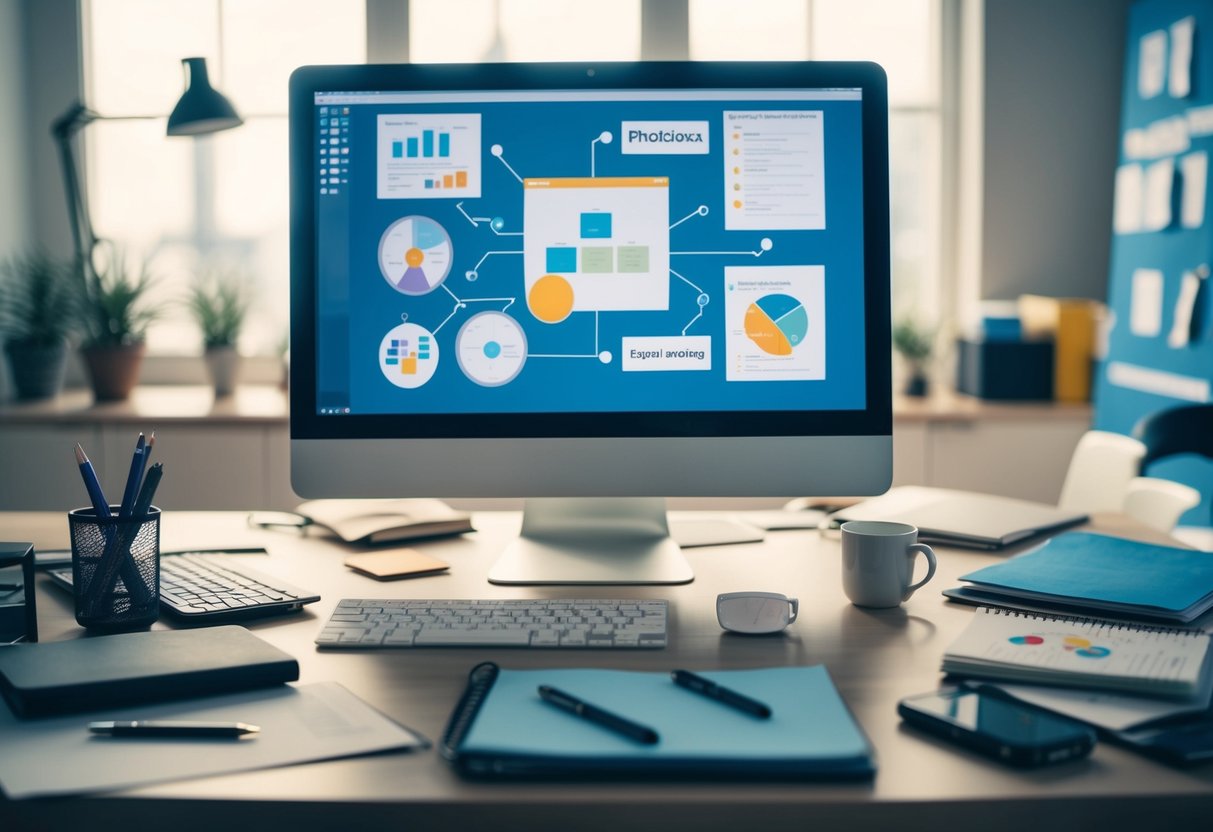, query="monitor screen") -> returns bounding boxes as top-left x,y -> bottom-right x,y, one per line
310,84 -> 869,424
290,62 -> 890,503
